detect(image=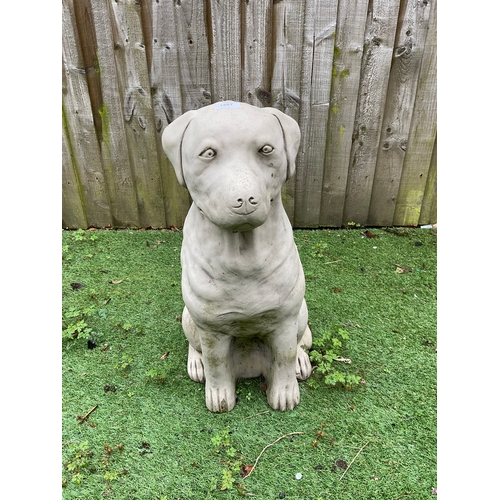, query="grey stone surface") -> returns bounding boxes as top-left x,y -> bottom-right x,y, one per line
162,101 -> 312,412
